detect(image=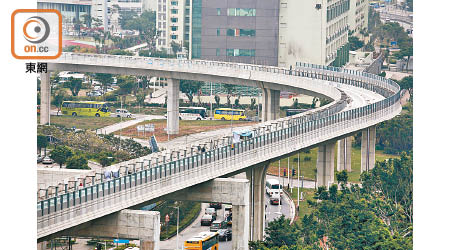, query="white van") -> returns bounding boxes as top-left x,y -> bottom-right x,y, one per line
115,109 -> 132,118
266,179 -> 282,197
